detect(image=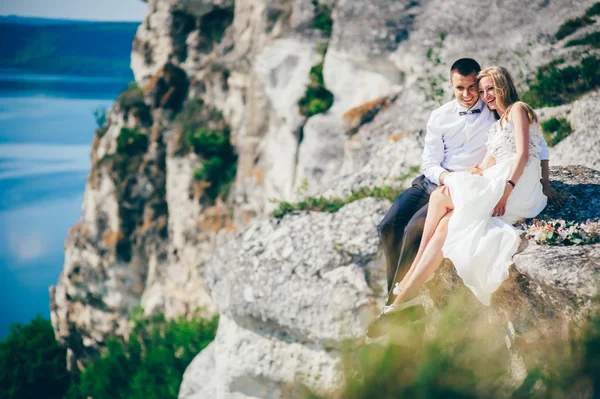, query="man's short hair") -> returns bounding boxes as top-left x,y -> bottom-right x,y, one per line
450,58 -> 481,77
